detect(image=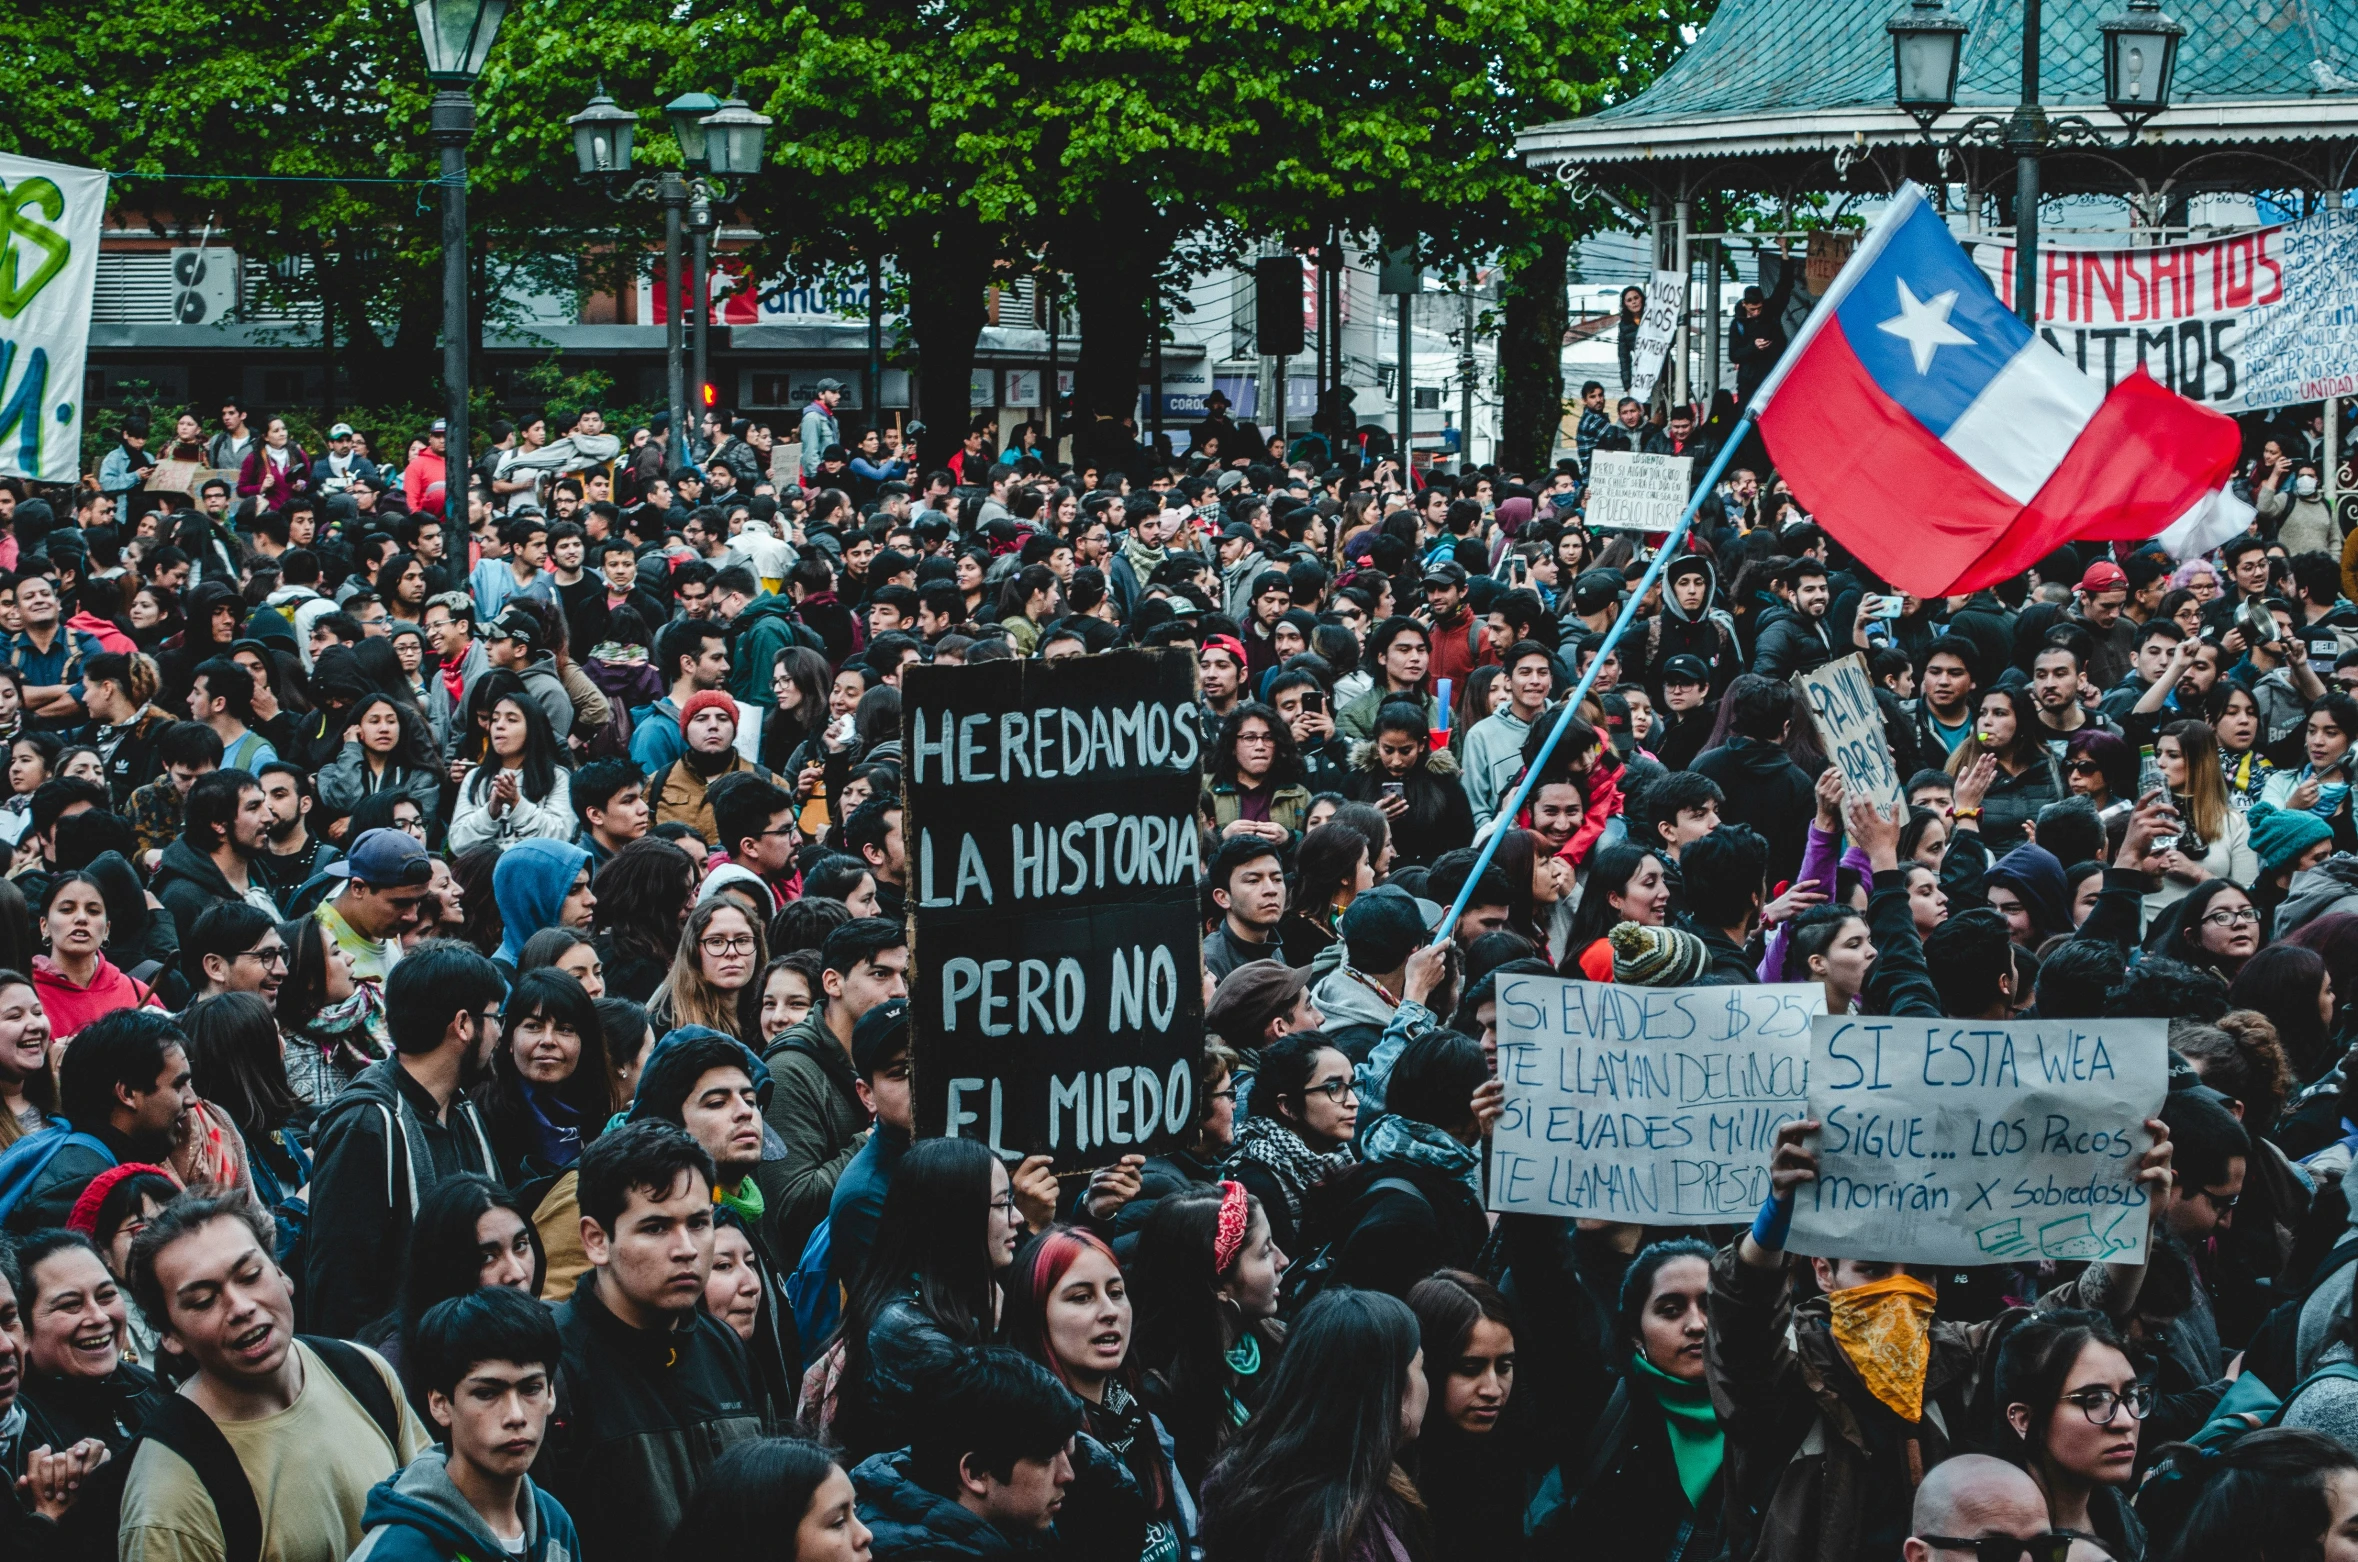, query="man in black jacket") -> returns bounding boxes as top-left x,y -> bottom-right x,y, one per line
536,1123 -> 766,1562
1692,677 -> 1817,892
1680,825 -> 1770,986
302,941 -> 505,1337
1749,557 -> 1835,681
